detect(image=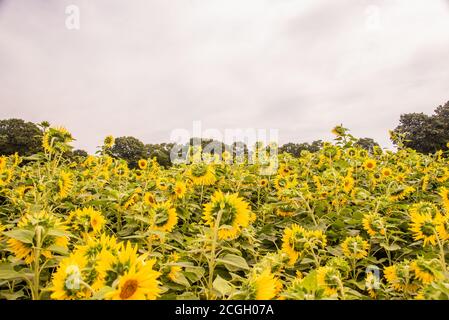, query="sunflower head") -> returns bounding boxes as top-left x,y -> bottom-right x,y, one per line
247,268 -> 282,300
149,201 -> 178,233
410,212 -> 438,246
316,266 -> 341,296
341,236 -> 369,260
188,163 -> 216,186
103,135 -> 115,149
362,212 -> 386,237
42,127 -> 74,154
138,159 -> 148,170
203,191 -> 251,241
363,159 -> 377,171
